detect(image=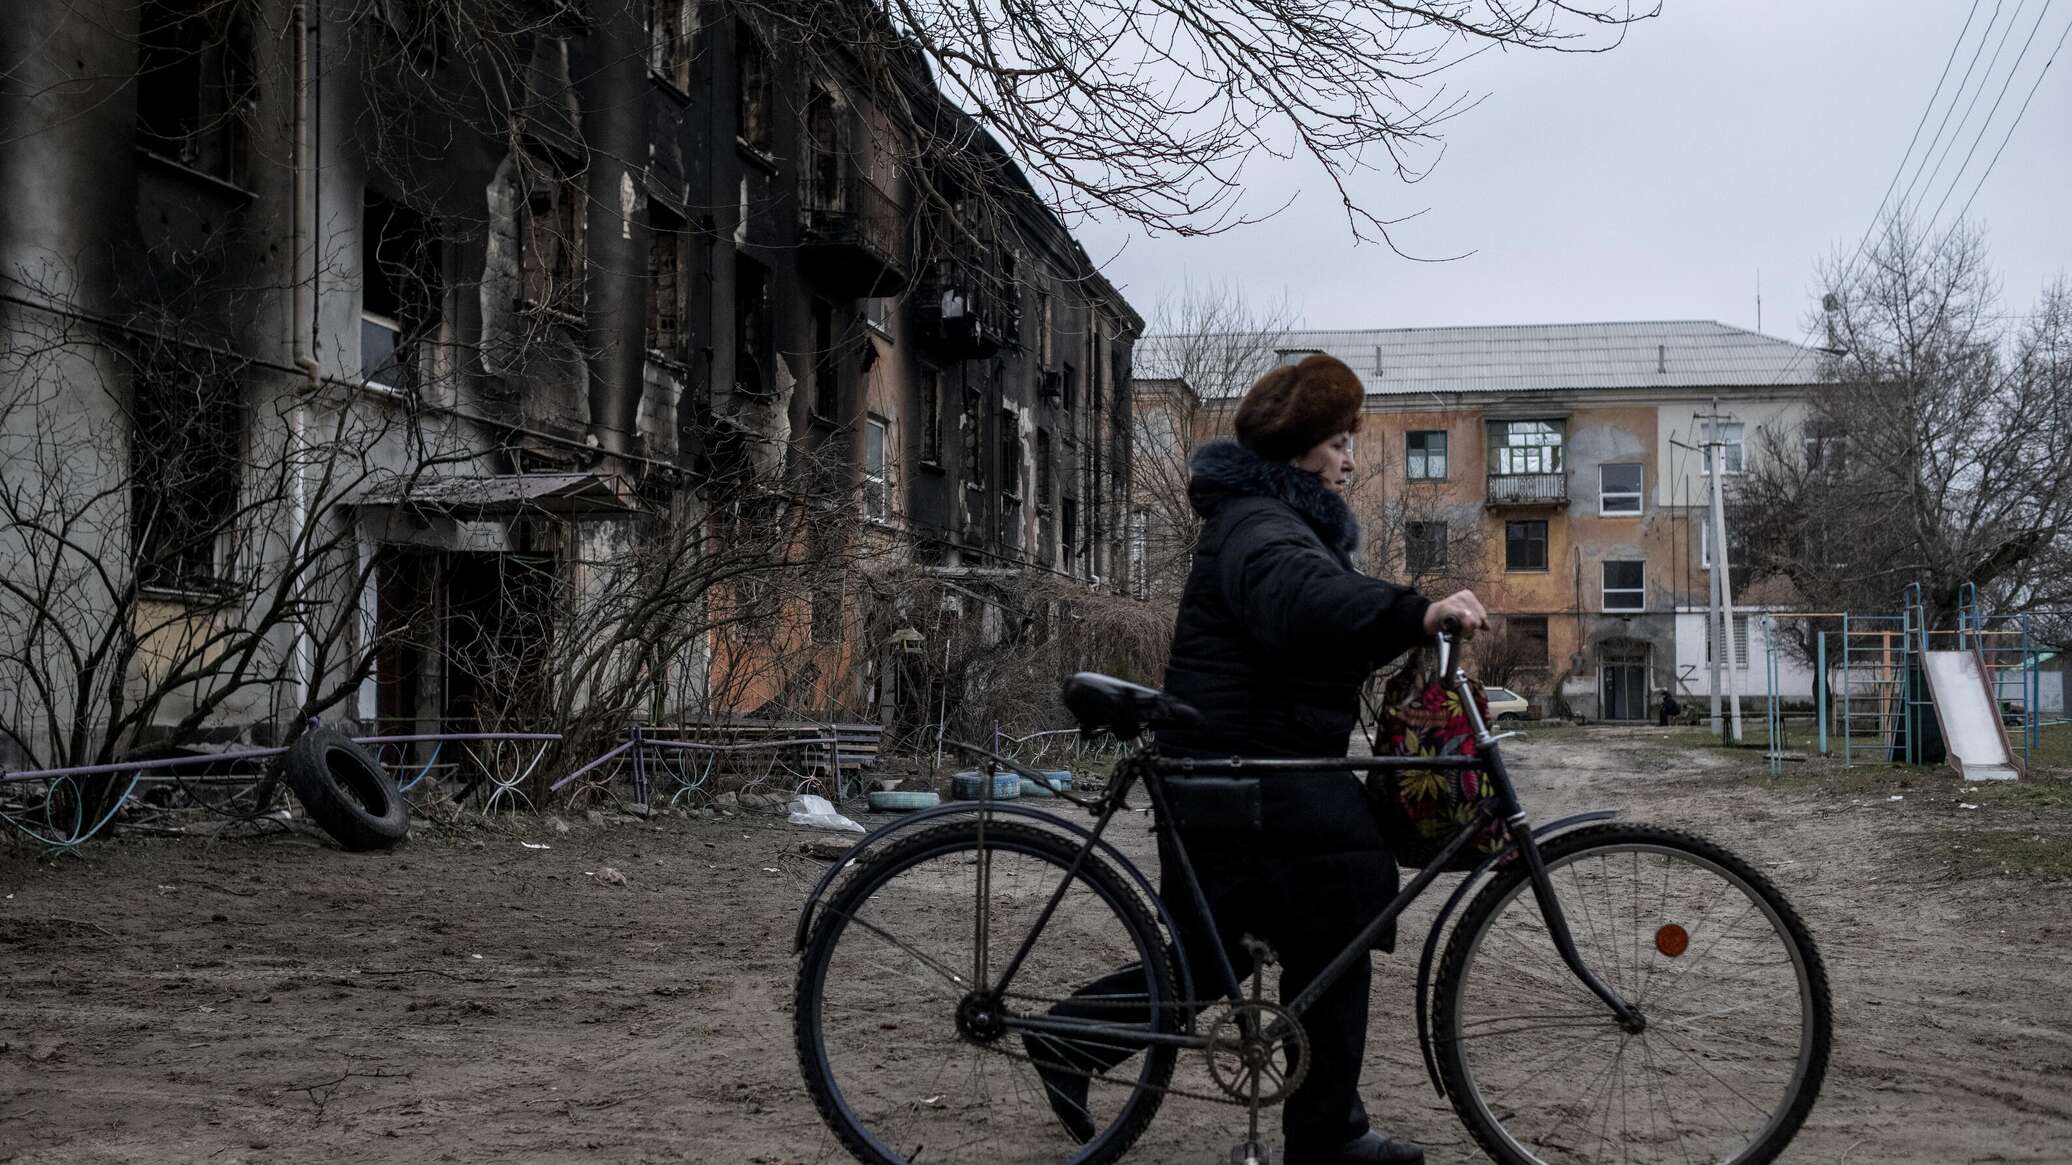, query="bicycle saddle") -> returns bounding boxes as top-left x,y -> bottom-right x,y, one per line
1060,672 -> 1203,739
